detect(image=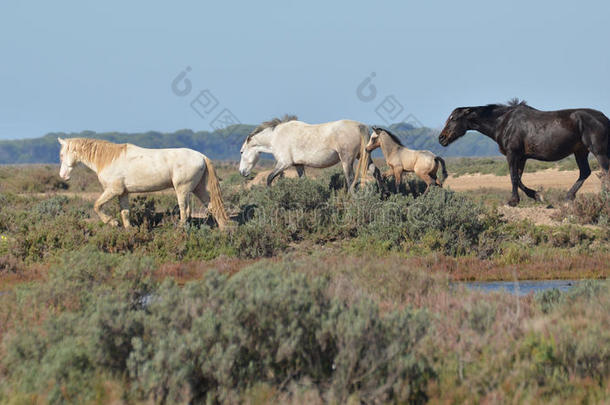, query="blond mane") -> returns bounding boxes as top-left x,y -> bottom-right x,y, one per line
66,138 -> 127,171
